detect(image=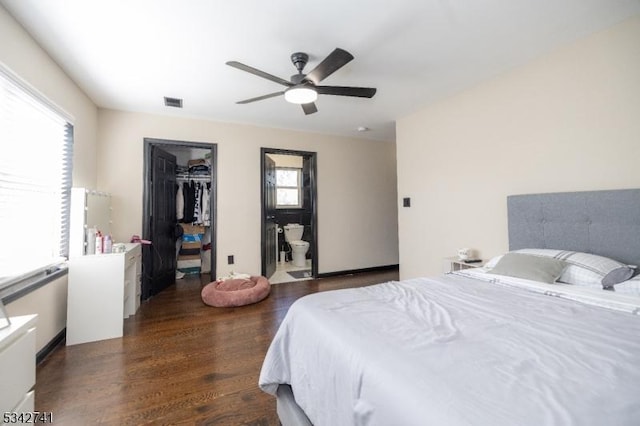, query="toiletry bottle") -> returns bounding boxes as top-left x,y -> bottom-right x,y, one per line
86,227 -> 96,255
95,230 -> 103,254
104,235 -> 112,254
